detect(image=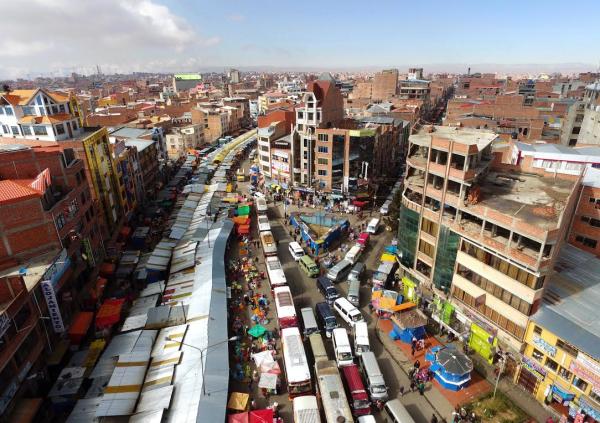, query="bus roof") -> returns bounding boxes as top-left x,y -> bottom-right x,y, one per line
315,360 -> 352,422
274,286 -> 296,318
281,327 -> 311,384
